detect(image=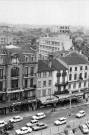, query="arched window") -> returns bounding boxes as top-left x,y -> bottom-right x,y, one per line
11,67 -> 19,77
